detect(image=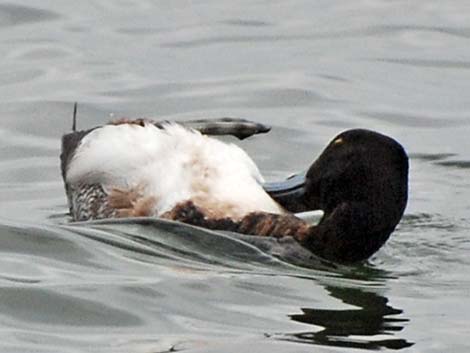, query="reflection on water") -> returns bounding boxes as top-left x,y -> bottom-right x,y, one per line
286,286 -> 413,350
1,219 -> 417,352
